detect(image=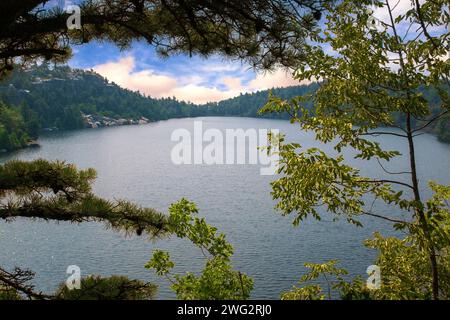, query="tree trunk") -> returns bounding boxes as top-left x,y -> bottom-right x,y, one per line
406,112 -> 439,300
